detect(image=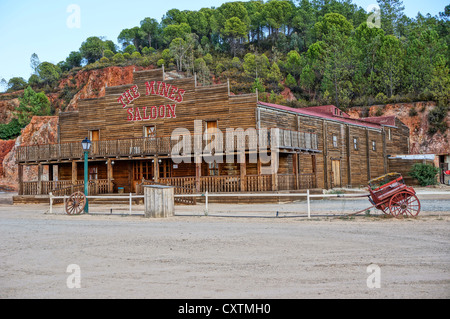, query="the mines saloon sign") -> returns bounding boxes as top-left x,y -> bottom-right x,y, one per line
117,81 -> 185,122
